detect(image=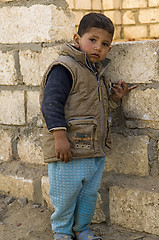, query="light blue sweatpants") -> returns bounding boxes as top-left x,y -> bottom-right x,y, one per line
48,157 -> 105,237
